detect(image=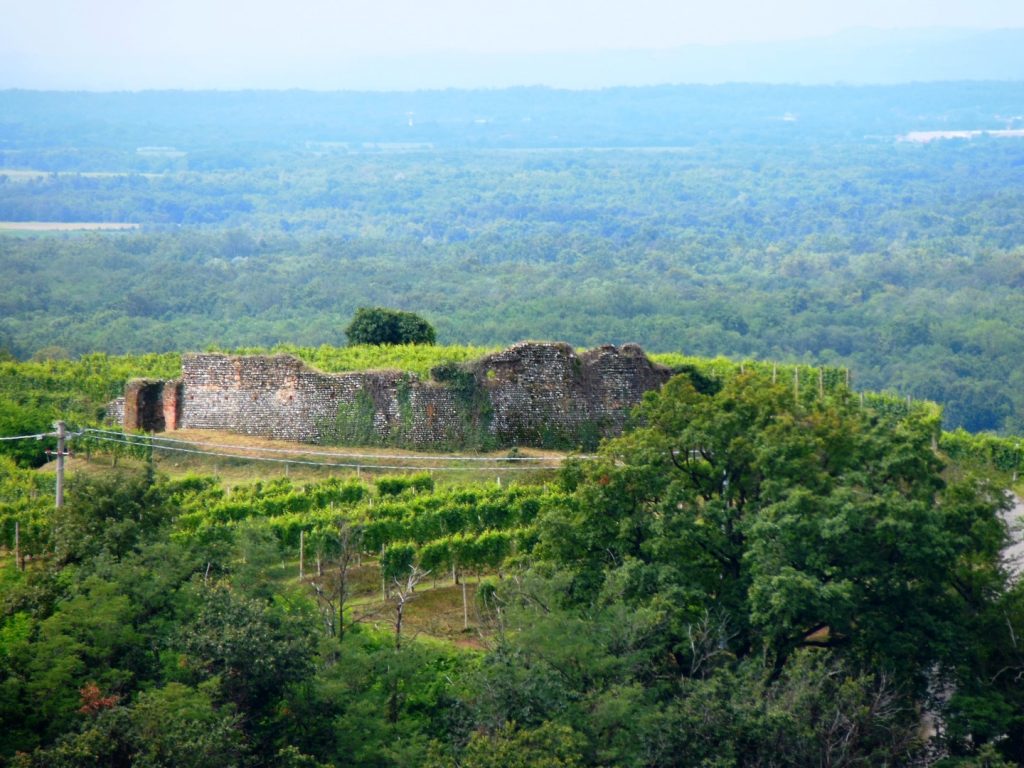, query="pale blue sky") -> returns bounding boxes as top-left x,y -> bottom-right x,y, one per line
2,0 -> 1024,89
